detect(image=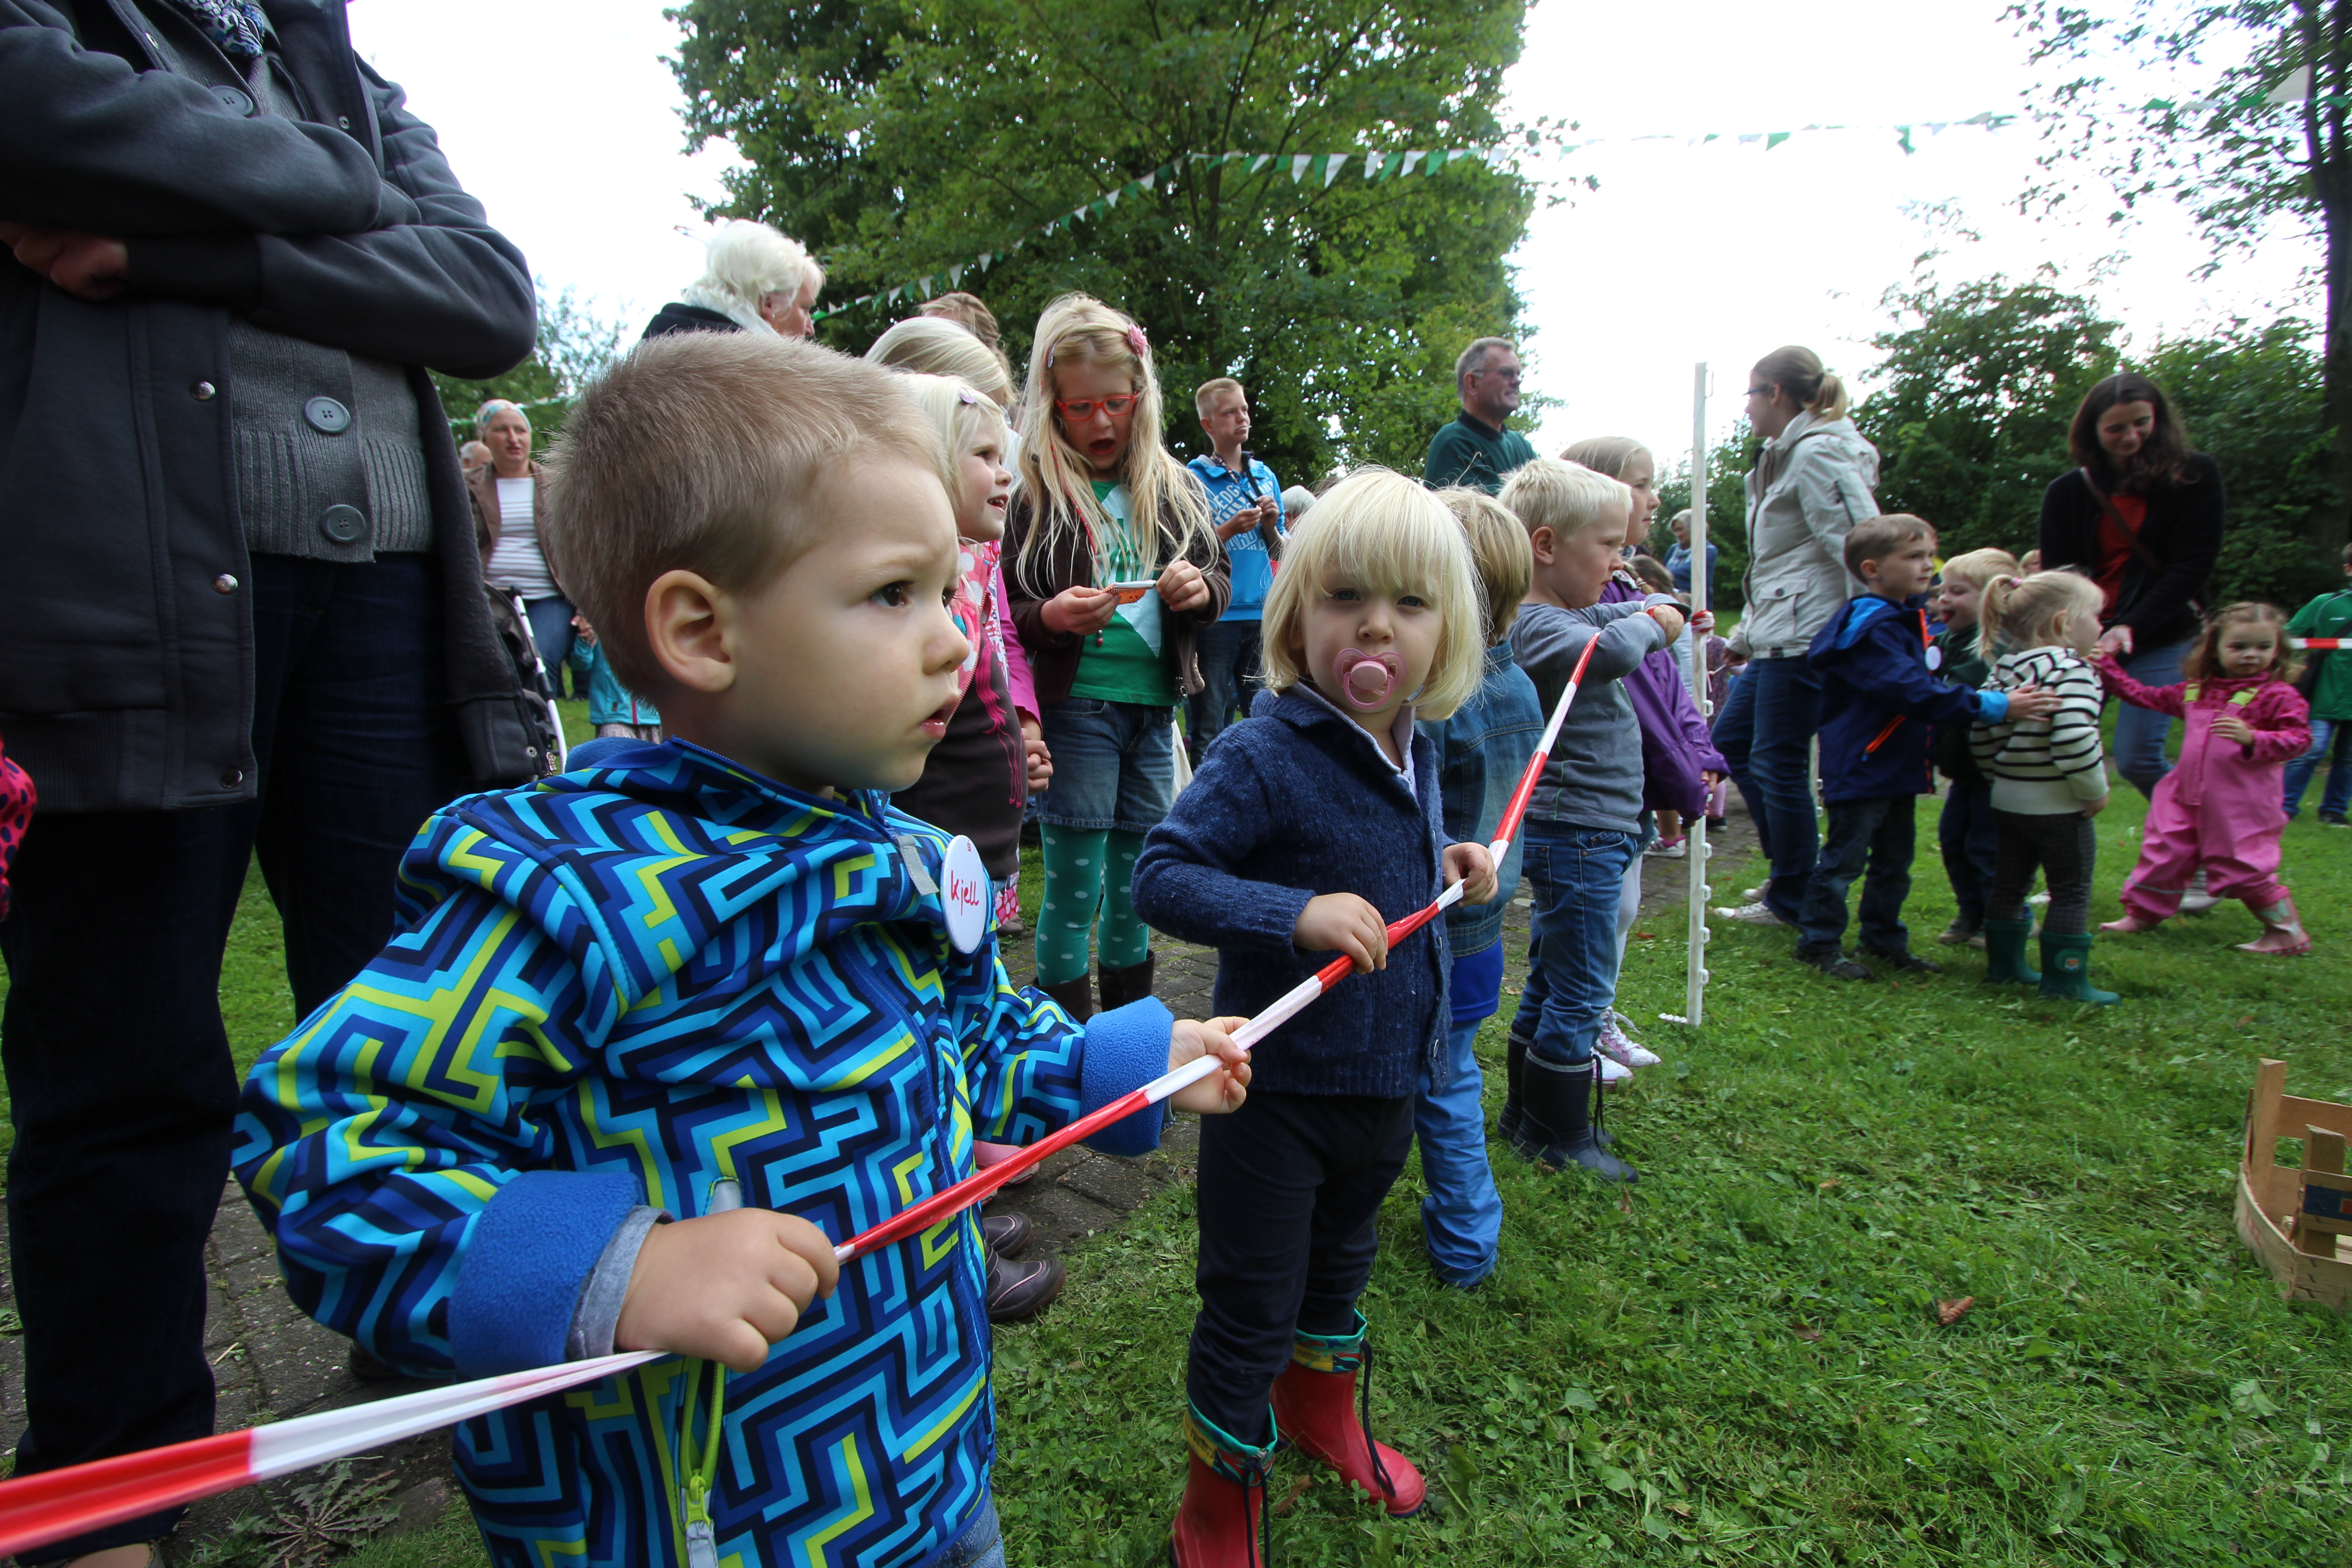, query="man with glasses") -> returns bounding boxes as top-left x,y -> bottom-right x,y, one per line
1424,337 -> 1537,495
